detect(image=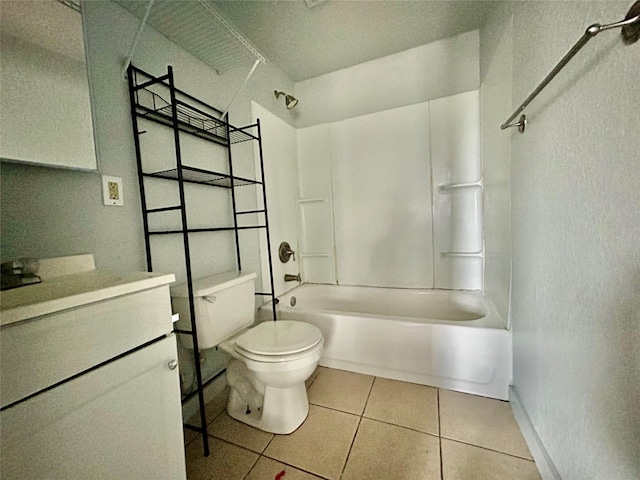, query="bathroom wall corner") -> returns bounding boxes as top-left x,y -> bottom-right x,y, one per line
509,386 -> 563,480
